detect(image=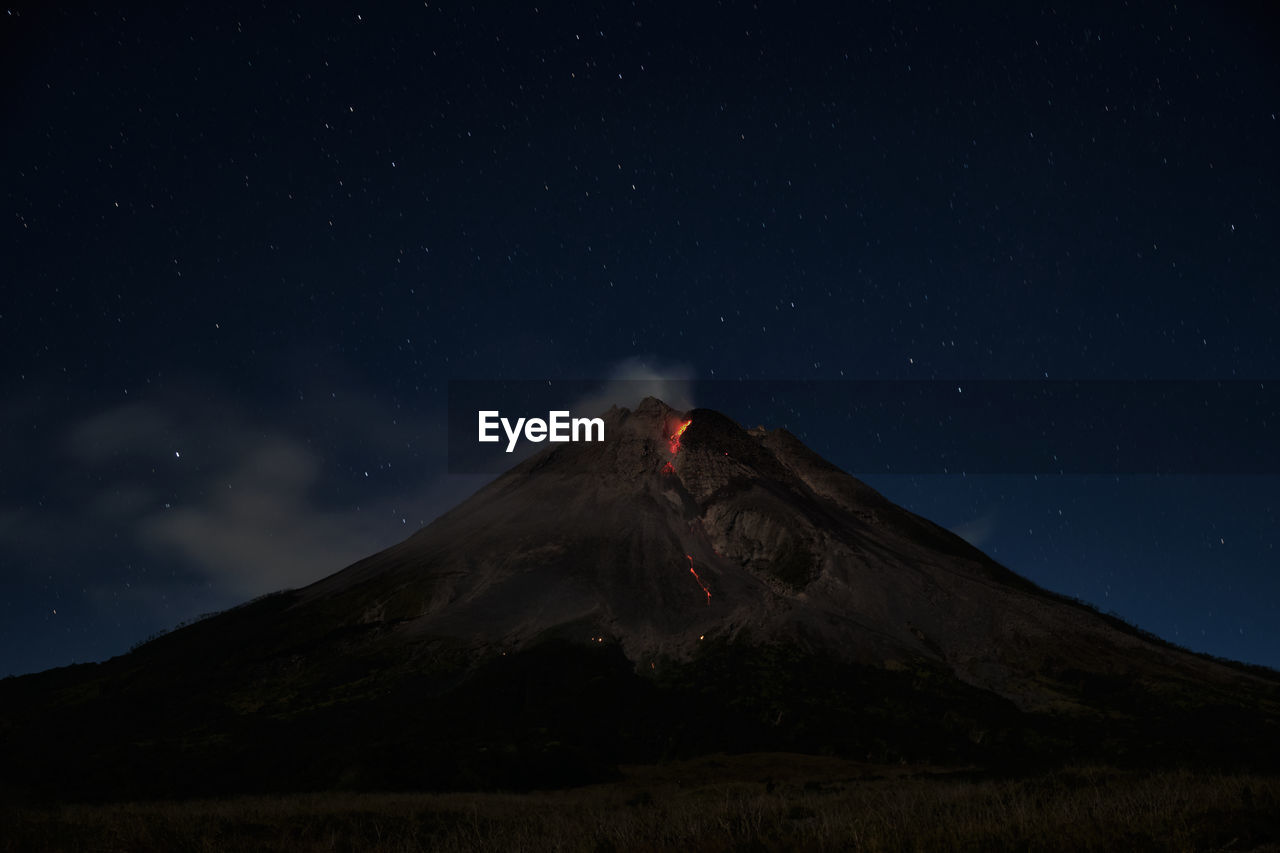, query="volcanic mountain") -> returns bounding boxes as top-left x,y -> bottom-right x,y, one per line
3,398 -> 1278,799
